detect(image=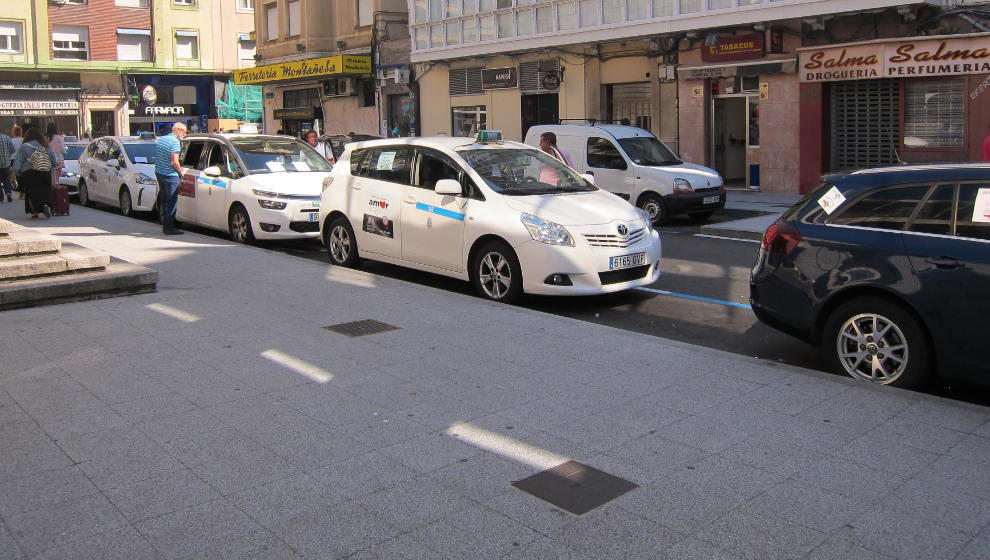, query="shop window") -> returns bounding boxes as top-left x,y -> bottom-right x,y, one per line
173,86 -> 197,105
116,29 -> 151,62
288,0 -> 301,36
579,0 -> 597,27
830,185 -> 929,230
557,3 -> 575,30
956,183 -> 990,241
449,67 -> 483,95
52,26 -> 89,60
265,3 -> 278,40
452,105 -> 486,137
903,80 -> 965,148
237,0 -> 255,11
175,31 -> 199,60
283,88 -> 320,108
0,21 -> 23,53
